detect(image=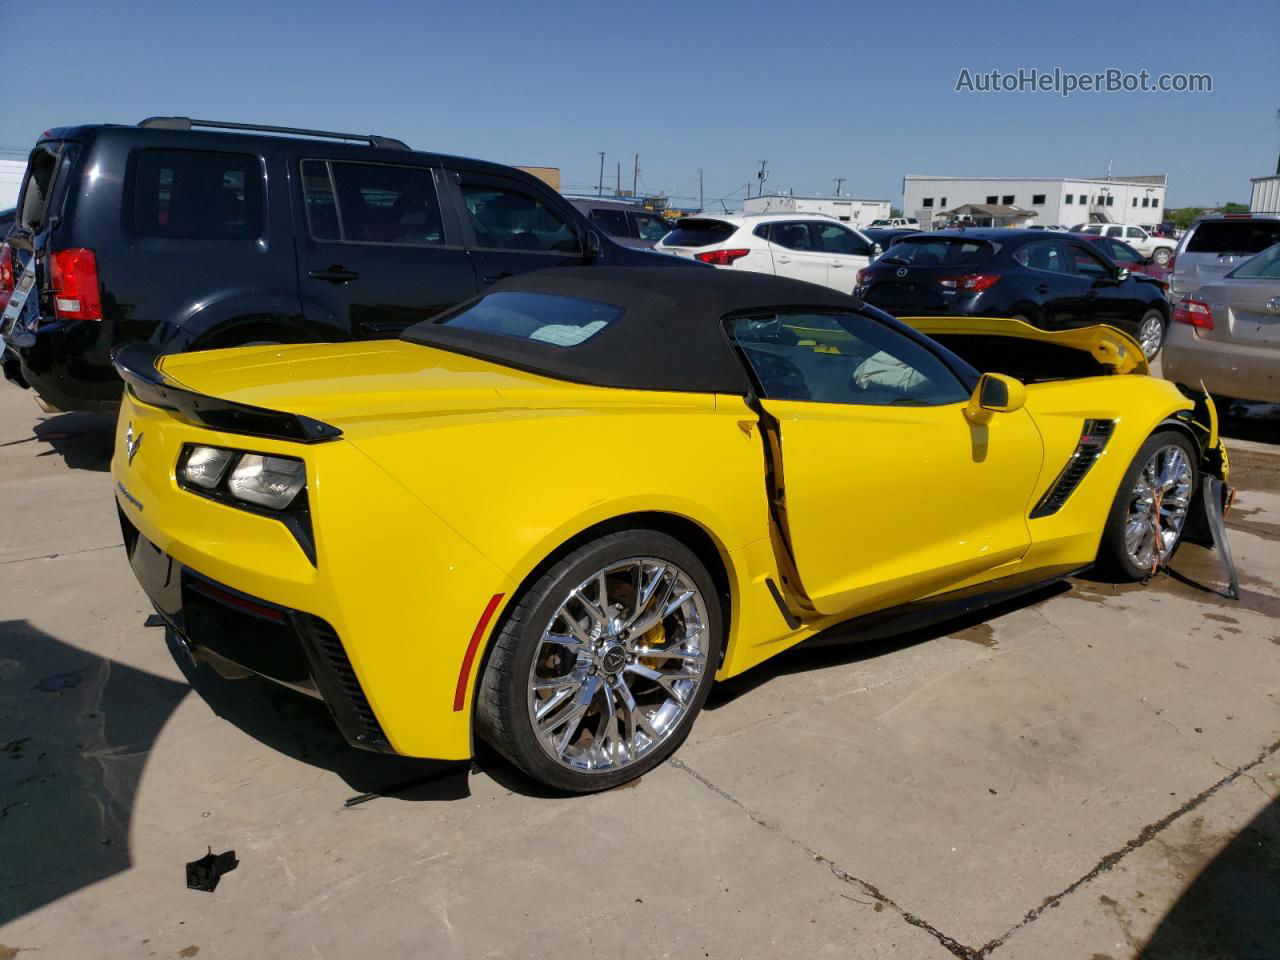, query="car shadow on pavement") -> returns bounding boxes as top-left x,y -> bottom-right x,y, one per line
0,411 -> 117,472
706,582 -> 1071,709
1139,795 -> 1280,958
165,629 -> 473,805
0,618 -> 189,927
